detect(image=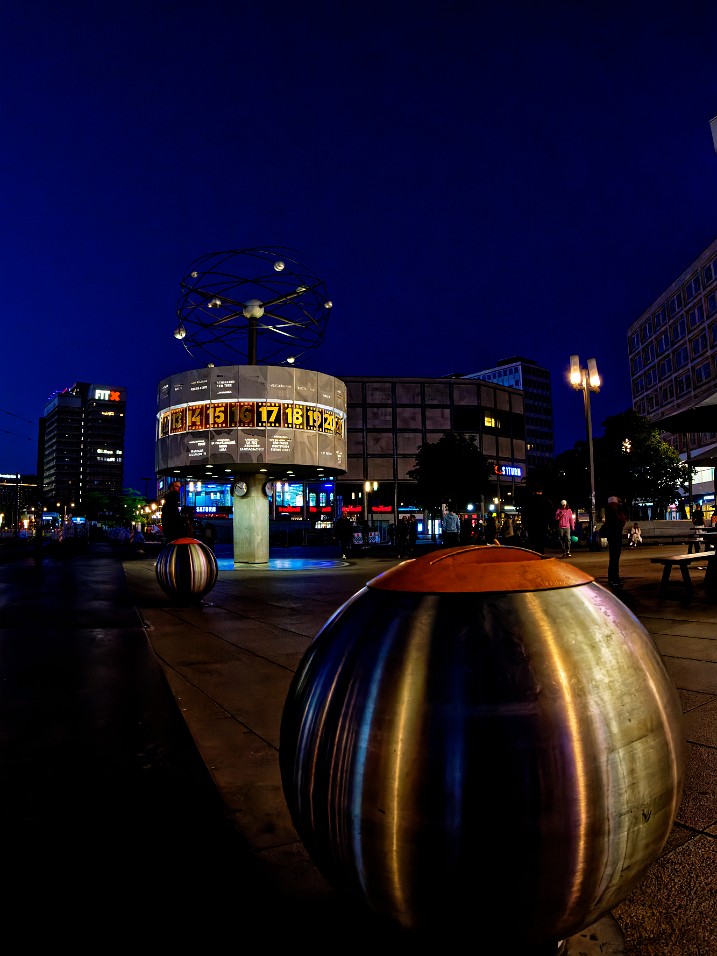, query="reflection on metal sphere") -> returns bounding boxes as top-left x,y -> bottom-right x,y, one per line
155,536 -> 218,605
173,326 -> 186,340
280,546 -> 684,948
273,260 -> 285,271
